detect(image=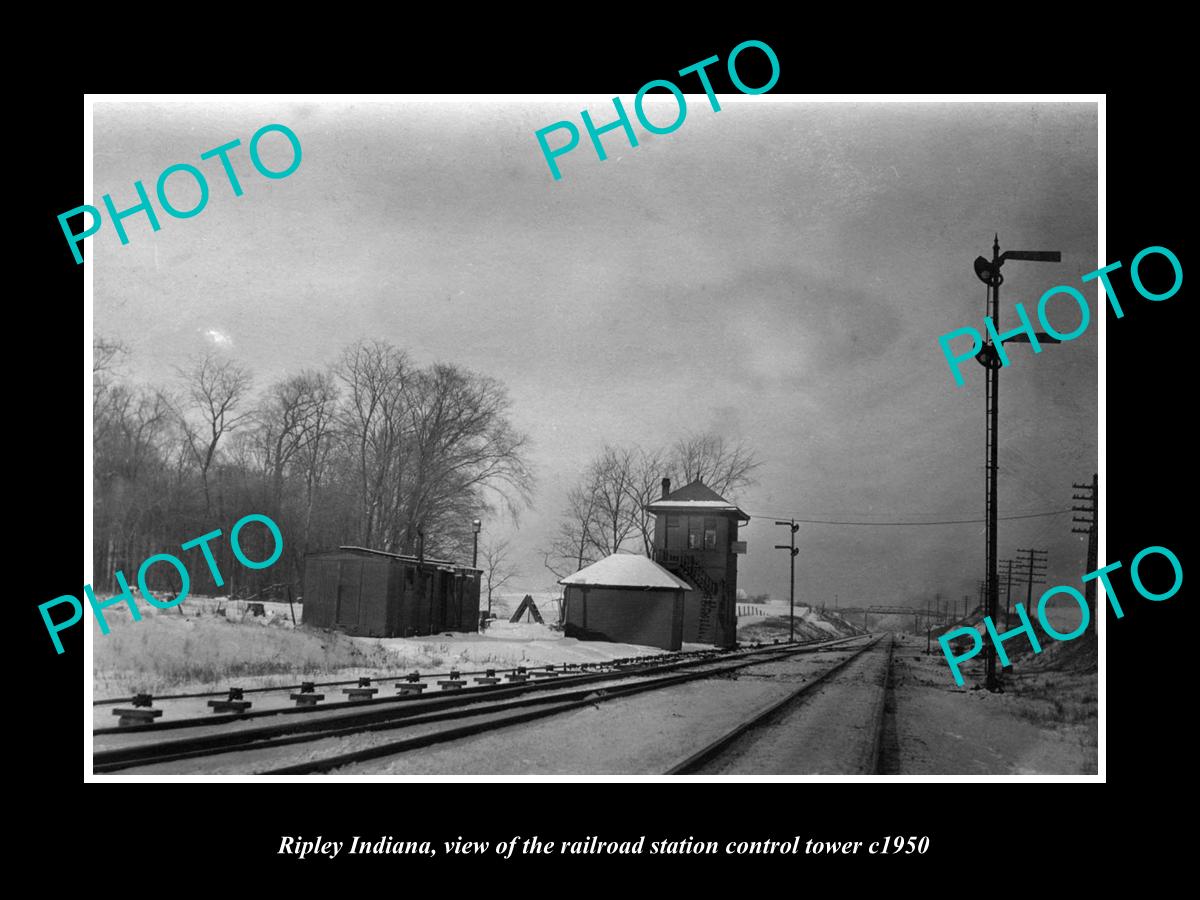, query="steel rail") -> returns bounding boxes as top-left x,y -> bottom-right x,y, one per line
663,634 -> 891,775
94,637 -> 870,772
91,649 -> 719,705
261,636 -> 877,776
93,636 -> 861,736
